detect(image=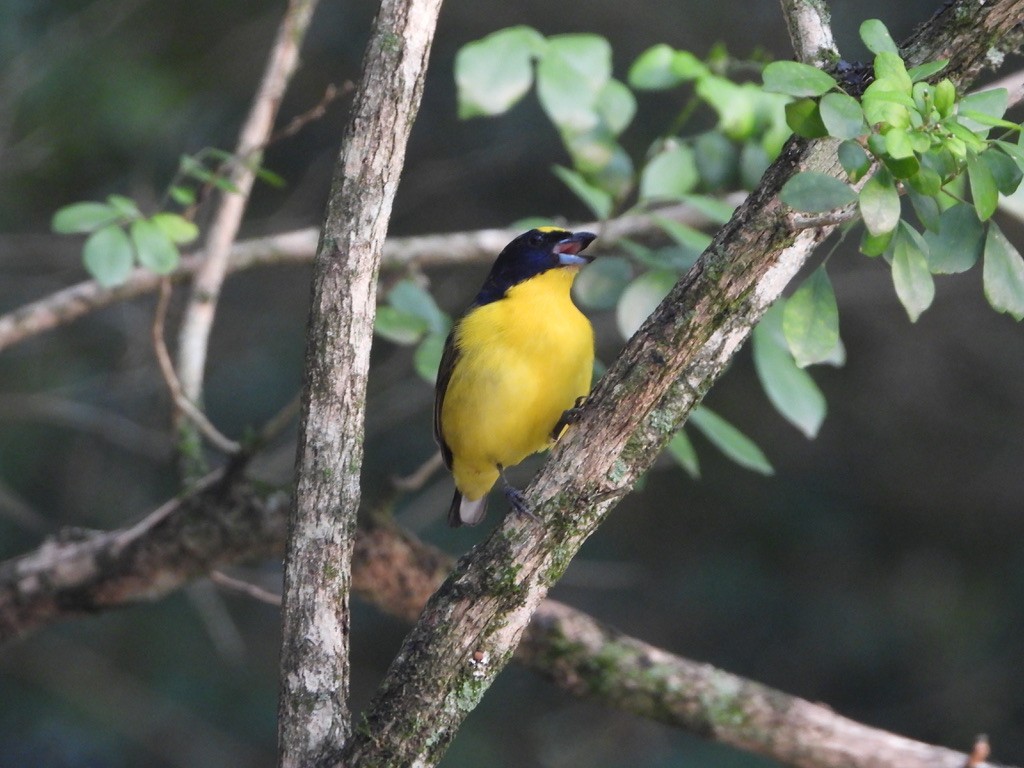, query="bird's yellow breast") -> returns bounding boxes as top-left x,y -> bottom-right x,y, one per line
440,267 -> 593,500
